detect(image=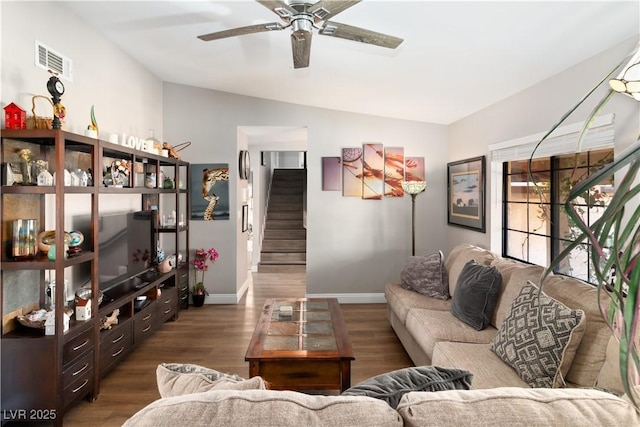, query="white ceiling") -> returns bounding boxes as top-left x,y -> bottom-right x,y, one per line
62,1 -> 639,125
